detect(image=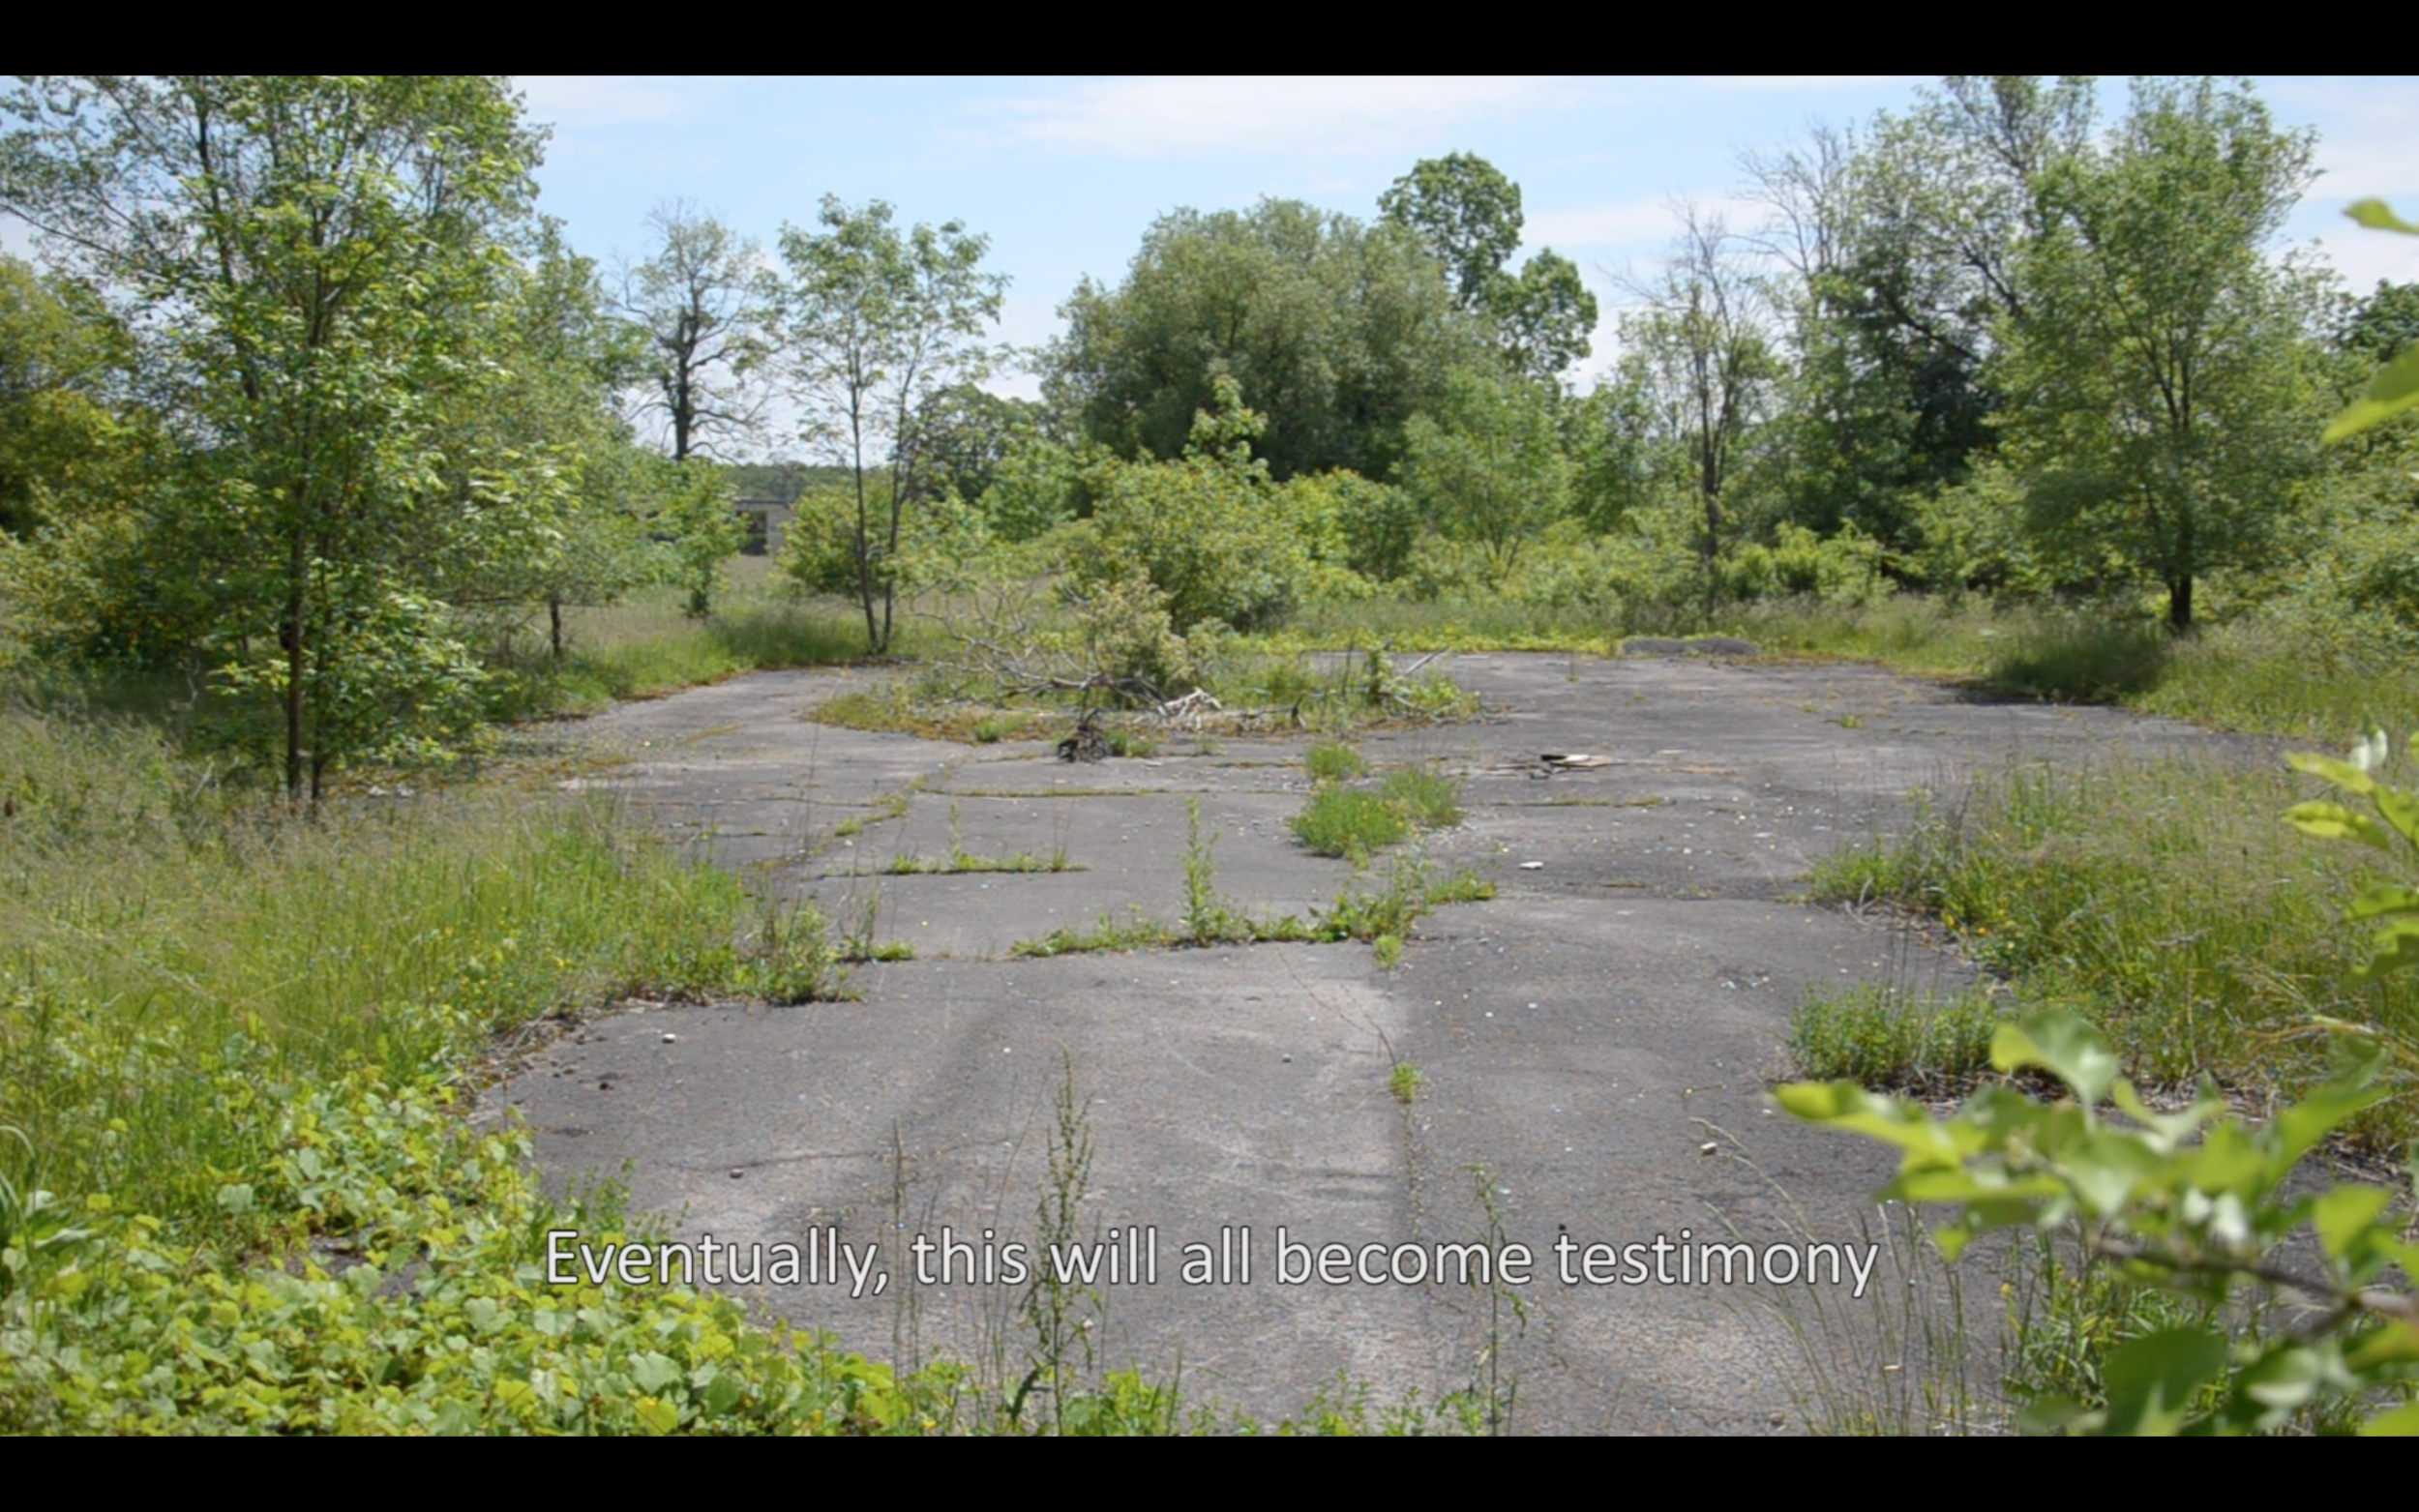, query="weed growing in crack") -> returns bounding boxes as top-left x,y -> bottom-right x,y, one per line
1304,741 -> 1368,784
1013,1049 -> 1103,1434
1291,762 -> 1464,863
740,892 -> 838,1003
1464,1165 -> 1527,1437
837,888 -> 915,964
